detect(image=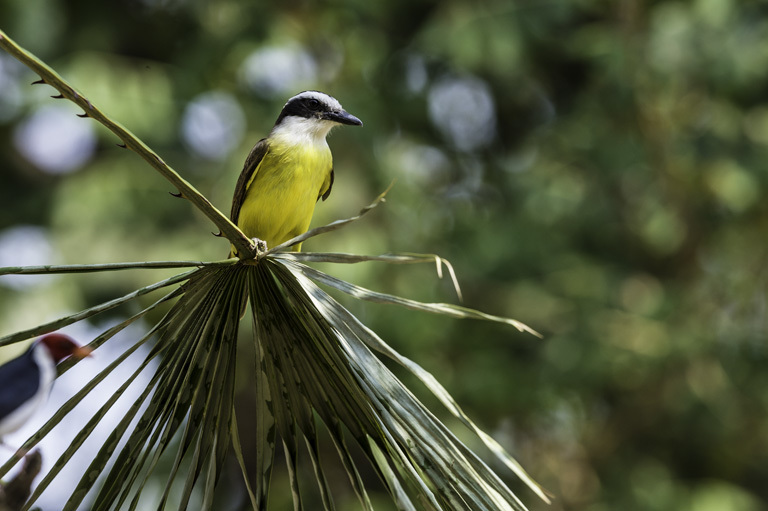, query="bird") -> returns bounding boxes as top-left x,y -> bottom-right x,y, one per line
230,90 -> 363,255
0,333 -> 91,441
